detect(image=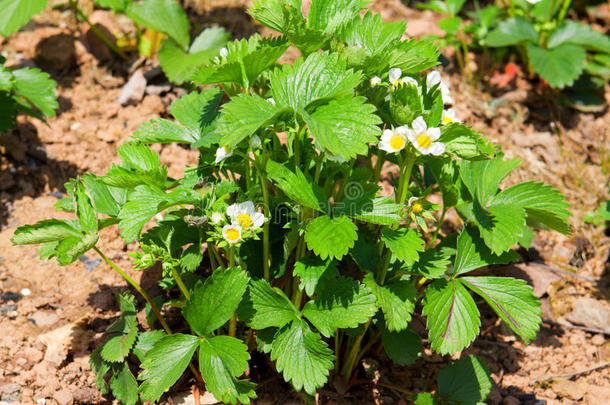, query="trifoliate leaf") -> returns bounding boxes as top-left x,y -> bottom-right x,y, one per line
381,228 -> 425,266
461,276 -> 541,343
89,348 -> 110,394
12,67 -> 58,118
217,94 -> 286,148
302,276 -> 377,337
110,362 -> 138,405
305,215 -> 358,260
139,333 -> 200,402
183,267 -> 249,336
411,246 -> 452,279
485,16 -> 538,47
473,200 -> 526,255
0,0 -> 47,36
266,159 -> 325,211
437,356 -> 492,404
452,226 -> 519,277
55,232 -> 99,265
133,330 -> 166,363
303,95 -> 382,160
308,0 -> 367,34
363,274 -> 417,332
528,43 -> 585,89
381,328 -> 422,366
101,292 -> 138,363
548,21 -> 610,53
339,11 -> 406,56
271,319 -> 334,395
293,257 -> 339,297
126,0 -> 190,49
349,196 -> 403,225
439,123 -> 495,159
238,279 -> 300,329
422,279 -> 480,355
199,336 -> 256,404
460,156 -> 520,205
11,219 -> 82,245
